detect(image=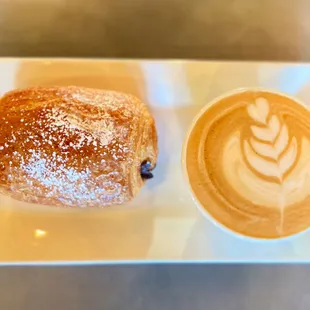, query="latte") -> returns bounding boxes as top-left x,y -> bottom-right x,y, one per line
184,89 -> 310,239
